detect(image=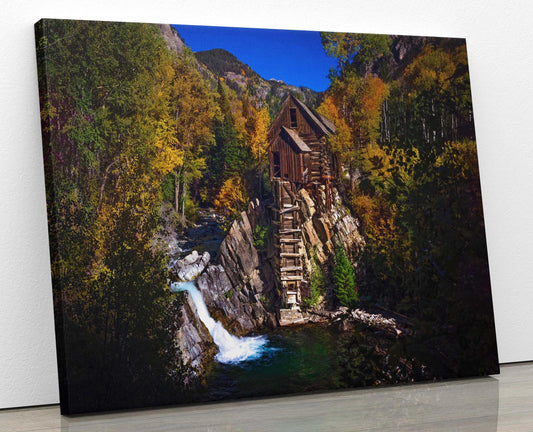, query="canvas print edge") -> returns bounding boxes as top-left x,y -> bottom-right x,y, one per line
35,17 -> 499,414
